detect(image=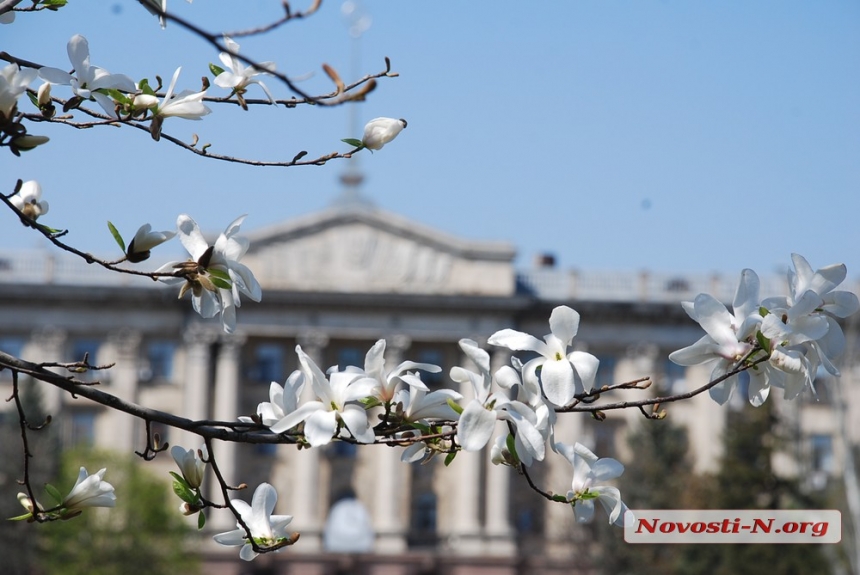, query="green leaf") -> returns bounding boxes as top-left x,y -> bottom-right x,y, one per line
341,138 -> 364,148
27,91 -> 39,107
7,512 -> 33,521
107,221 -> 126,252
197,511 -> 206,530
209,63 -> 225,78
207,268 -> 231,282
172,477 -> 199,505
758,306 -> 770,317
505,433 -> 519,461
210,277 -> 232,291
358,396 -> 381,408
44,483 -> 63,506
446,398 -> 463,415
443,451 -> 457,467
409,422 -> 431,434
101,88 -> 131,105
755,331 -> 771,353
138,79 -> 156,96
40,0 -> 67,9
551,494 -> 569,503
